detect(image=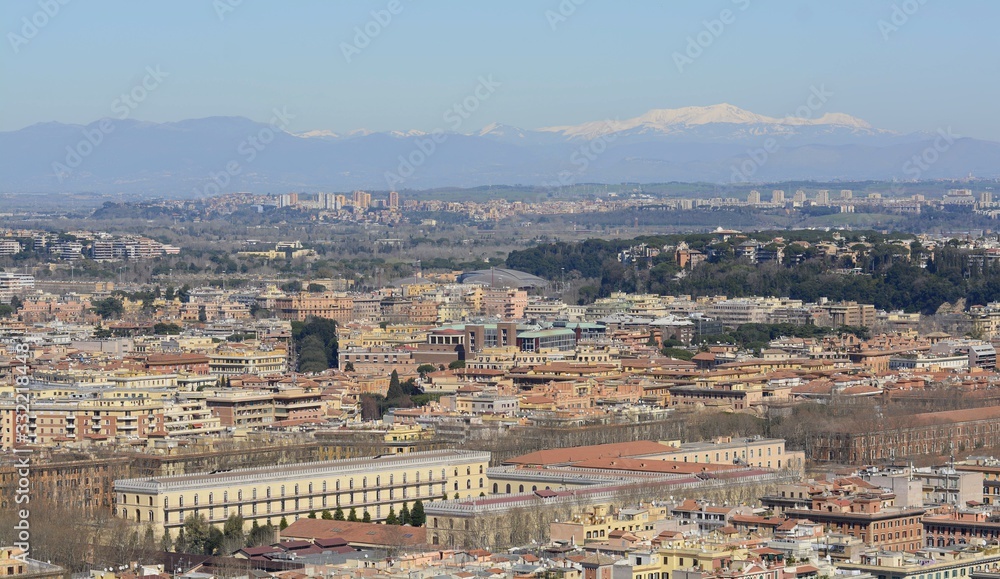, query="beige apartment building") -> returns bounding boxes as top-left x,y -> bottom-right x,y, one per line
274,292 -> 355,323
207,349 -> 287,376
114,449 -> 490,538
